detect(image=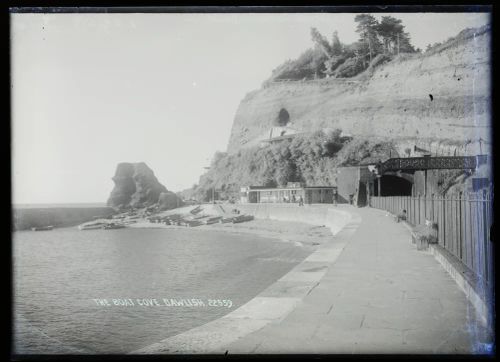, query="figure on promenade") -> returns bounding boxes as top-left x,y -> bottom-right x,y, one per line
396,209 -> 407,222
